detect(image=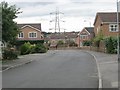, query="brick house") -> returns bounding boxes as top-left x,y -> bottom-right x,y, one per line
76,27 -> 94,47
47,32 -> 78,47
94,12 -> 120,37
17,23 -> 44,41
